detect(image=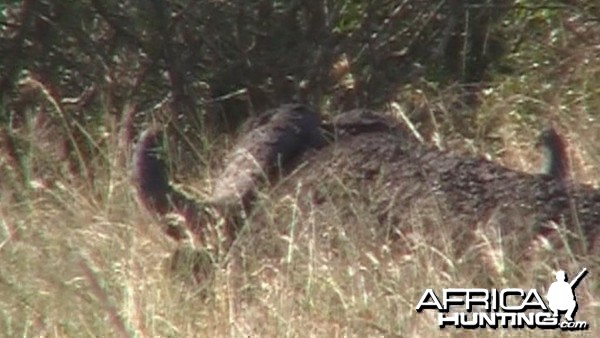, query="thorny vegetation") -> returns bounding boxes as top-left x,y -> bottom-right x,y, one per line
1,1 -> 599,337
